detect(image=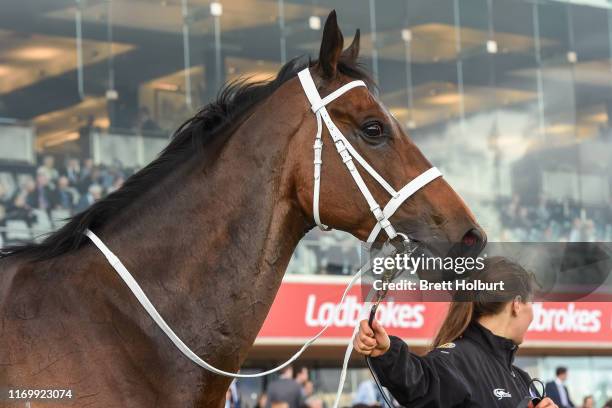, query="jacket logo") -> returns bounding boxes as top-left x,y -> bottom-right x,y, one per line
493,388 -> 512,400
437,342 -> 456,349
